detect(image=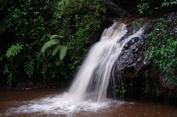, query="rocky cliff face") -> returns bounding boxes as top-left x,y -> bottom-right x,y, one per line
114,19 -> 153,80
90,12 -> 177,102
